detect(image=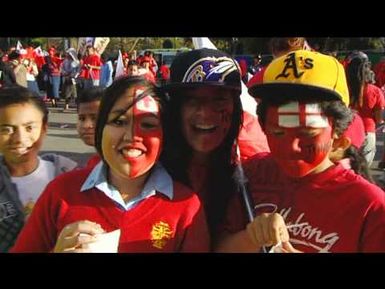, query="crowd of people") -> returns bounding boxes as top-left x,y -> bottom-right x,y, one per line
0,45 -> 170,110
1,38 -> 385,253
